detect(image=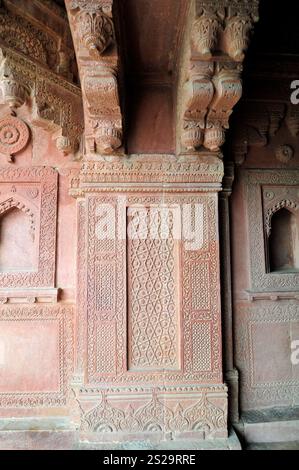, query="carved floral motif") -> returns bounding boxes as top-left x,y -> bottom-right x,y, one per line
80,392 -> 226,437
0,115 -> 29,162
